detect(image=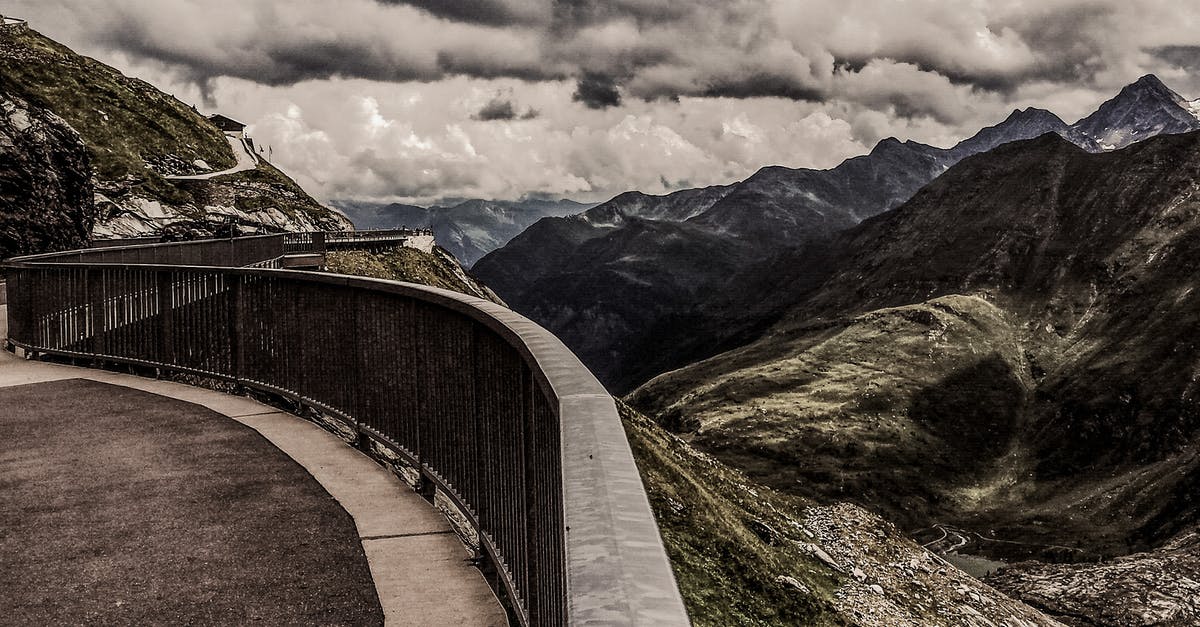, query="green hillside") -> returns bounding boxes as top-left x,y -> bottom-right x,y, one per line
1,29 -> 232,197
